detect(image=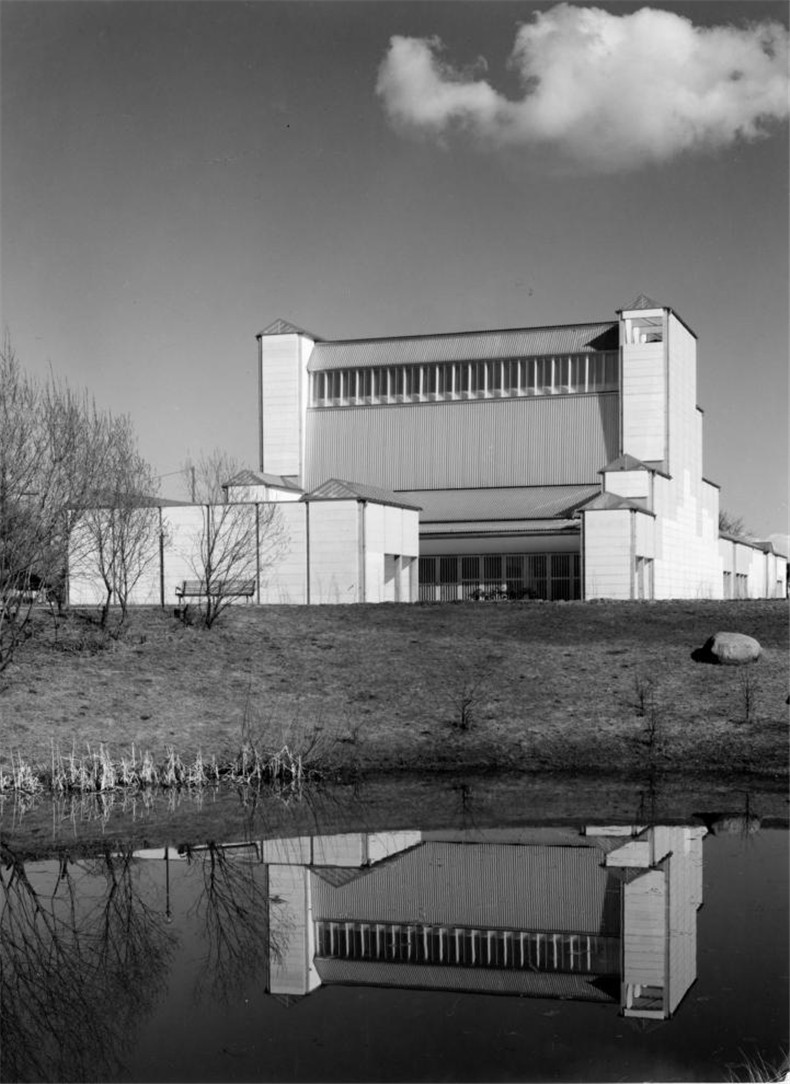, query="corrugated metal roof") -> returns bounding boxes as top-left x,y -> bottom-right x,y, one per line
399,485 -> 599,523
308,323 -> 619,372
577,493 -> 654,515
420,519 -> 580,536
225,469 -> 303,491
303,478 -> 422,511
314,958 -> 617,1001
